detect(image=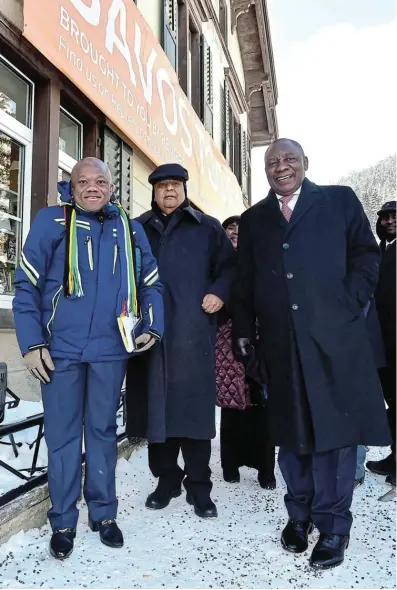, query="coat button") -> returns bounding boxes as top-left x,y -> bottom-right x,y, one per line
292,304 -> 299,311
286,273 -> 294,279
283,243 -> 289,249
